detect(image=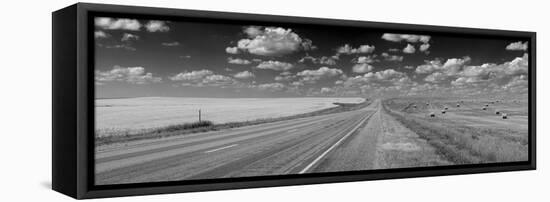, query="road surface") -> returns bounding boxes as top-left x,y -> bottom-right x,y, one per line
95,99 -> 443,185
